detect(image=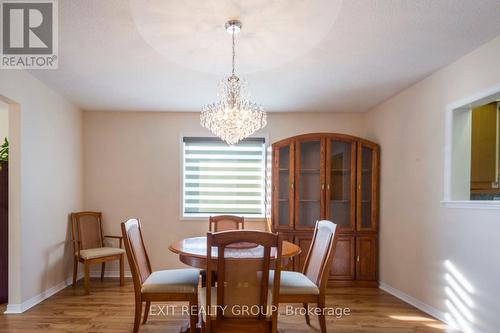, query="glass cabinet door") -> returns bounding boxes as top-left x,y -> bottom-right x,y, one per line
295,137 -> 325,229
272,142 -> 294,229
357,142 -> 379,231
326,139 -> 356,231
